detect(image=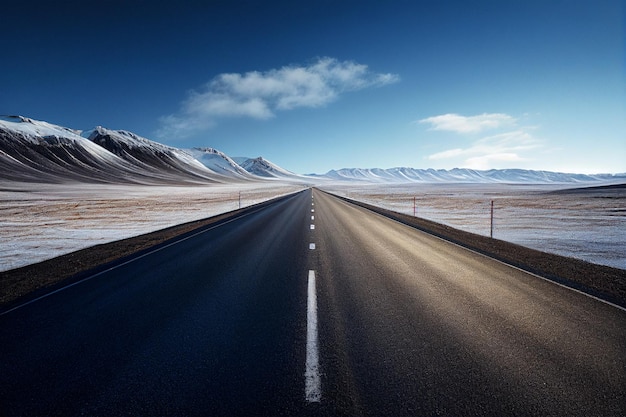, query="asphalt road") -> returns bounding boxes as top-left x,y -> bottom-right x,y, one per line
1,188 -> 624,416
